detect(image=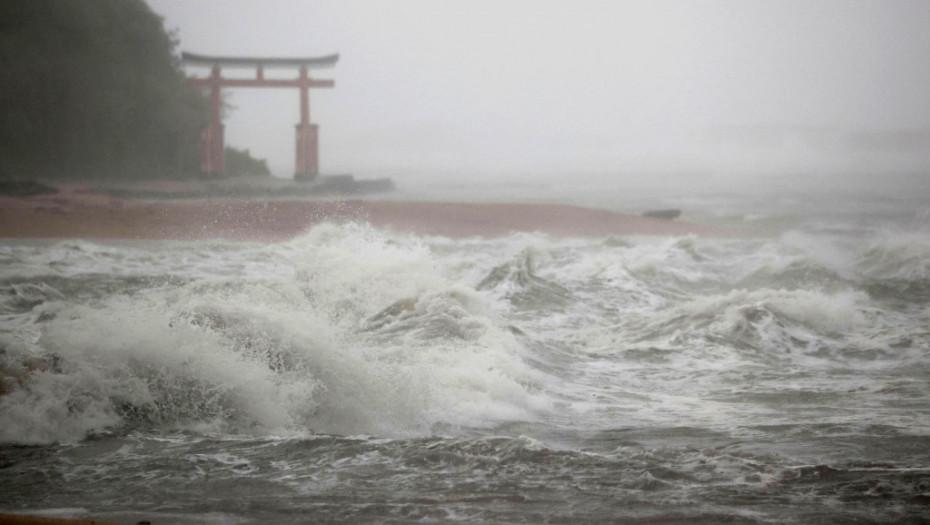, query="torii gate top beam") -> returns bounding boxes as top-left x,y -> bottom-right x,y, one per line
181,52 -> 339,69
187,77 -> 334,89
